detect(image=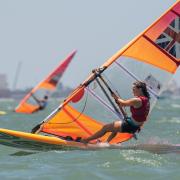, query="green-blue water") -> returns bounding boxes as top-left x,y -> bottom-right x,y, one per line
0,98 -> 179,180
